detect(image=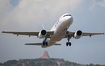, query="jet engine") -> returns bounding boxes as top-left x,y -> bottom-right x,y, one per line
74,30 -> 82,39
38,30 -> 47,38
